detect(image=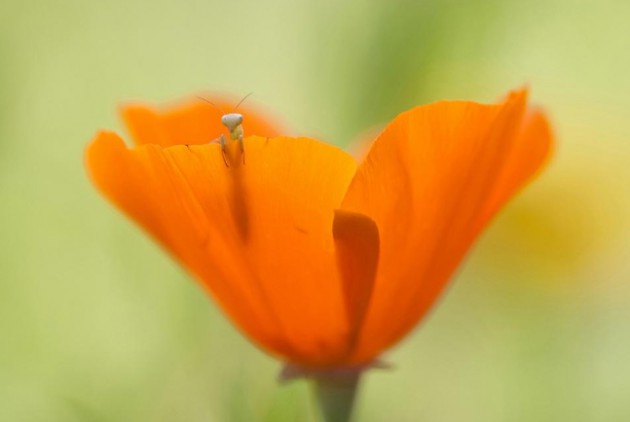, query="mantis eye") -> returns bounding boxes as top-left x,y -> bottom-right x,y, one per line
221,113 -> 244,131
